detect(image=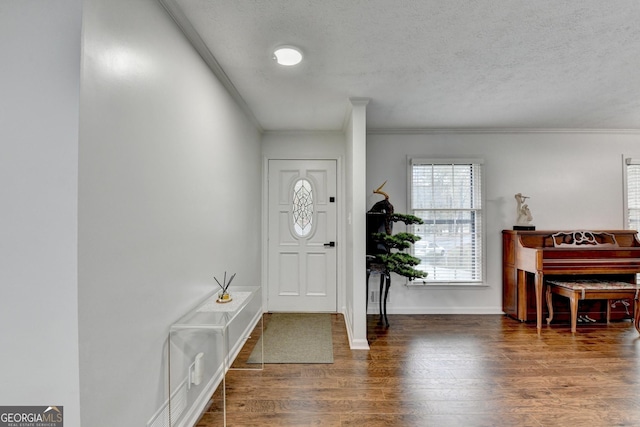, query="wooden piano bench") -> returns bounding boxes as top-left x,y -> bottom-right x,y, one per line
545,280 -> 640,334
